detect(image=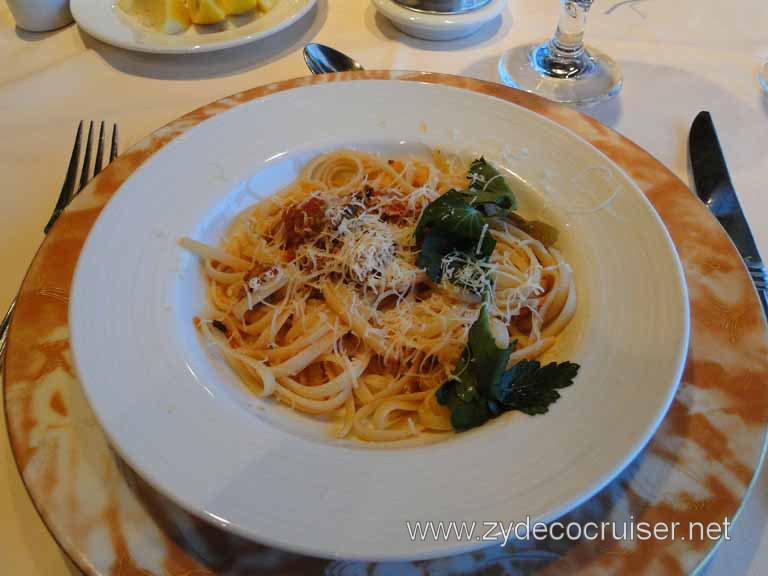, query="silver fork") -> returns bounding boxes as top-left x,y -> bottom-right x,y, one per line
0,121 -> 119,367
